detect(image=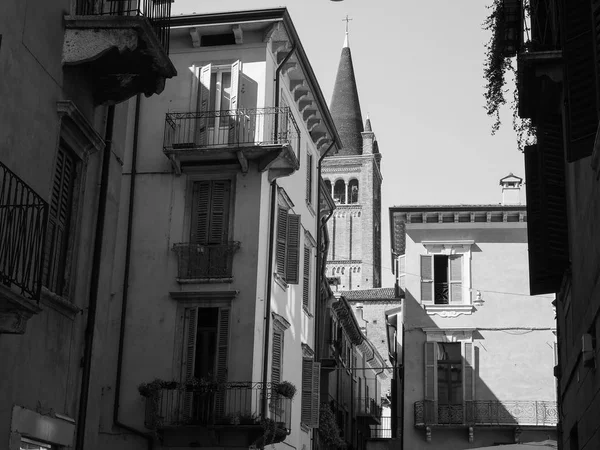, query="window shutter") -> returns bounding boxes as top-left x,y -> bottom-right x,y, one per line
197,63 -> 212,145
271,330 -> 283,386
276,207 -> 288,276
563,0 -> 597,161
228,60 -> 241,143
303,246 -> 311,310
286,214 -> 301,284
306,152 -> 313,205
301,359 -> 312,425
191,181 -> 210,244
43,144 -> 75,295
449,255 -> 463,304
420,255 -> 434,304
424,342 -> 437,423
398,254 -> 406,291
207,180 -> 231,244
278,95 -> 290,143
182,307 -> 198,419
214,307 -> 230,418
310,361 -> 321,428
463,342 -> 475,402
